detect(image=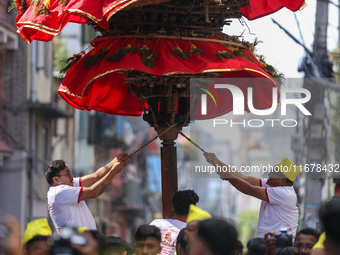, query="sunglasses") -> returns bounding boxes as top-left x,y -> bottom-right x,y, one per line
57,170 -> 73,177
